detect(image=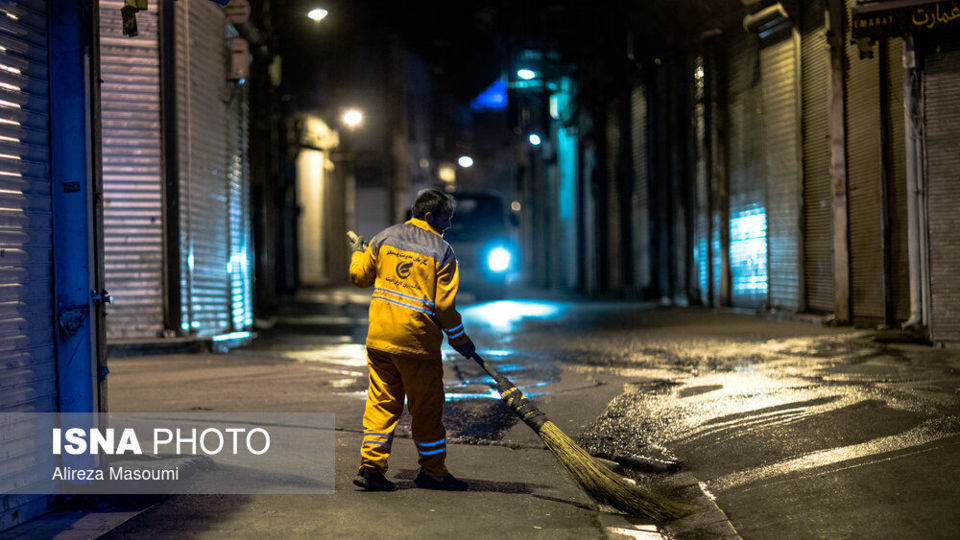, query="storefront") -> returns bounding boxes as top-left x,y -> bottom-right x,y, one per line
98,0 -> 255,339
852,0 -> 960,342
1,0 -> 99,530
